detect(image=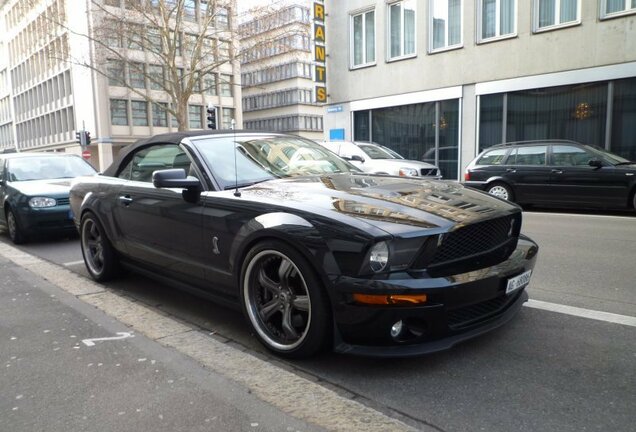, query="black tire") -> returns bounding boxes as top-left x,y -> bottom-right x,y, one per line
6,207 -> 26,244
80,212 -> 119,282
240,240 -> 331,358
486,182 -> 514,202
